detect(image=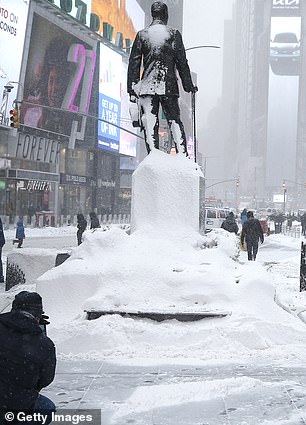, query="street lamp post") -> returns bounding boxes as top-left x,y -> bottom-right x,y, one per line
0,81 -> 24,126
282,180 -> 286,214
235,177 -> 240,213
0,83 -> 14,125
